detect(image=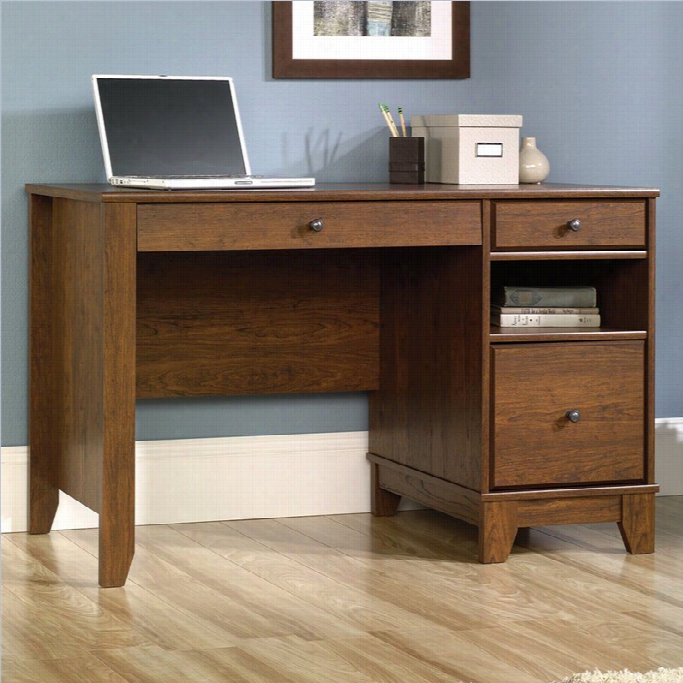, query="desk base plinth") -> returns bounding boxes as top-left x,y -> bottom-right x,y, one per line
369,453 -> 657,563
